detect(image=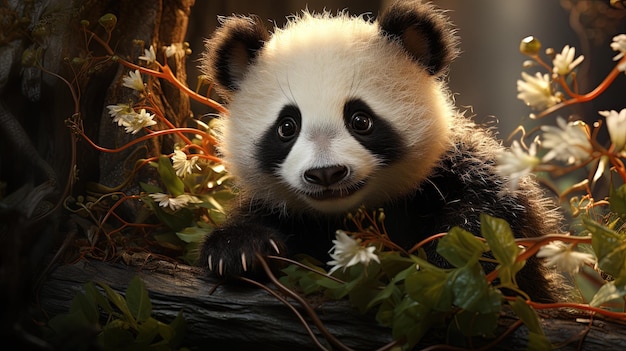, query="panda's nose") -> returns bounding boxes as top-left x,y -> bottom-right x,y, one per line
303,165 -> 349,186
